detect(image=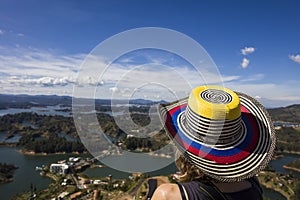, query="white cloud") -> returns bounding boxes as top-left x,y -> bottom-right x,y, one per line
241,58 -> 250,68
240,74 -> 264,82
0,45 -> 241,100
241,47 -> 255,55
0,47 -> 84,78
0,45 -> 89,95
23,76 -> 74,86
0,29 -> 4,35
92,62 -> 241,100
289,54 -> 300,64
5,74 -> 105,88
